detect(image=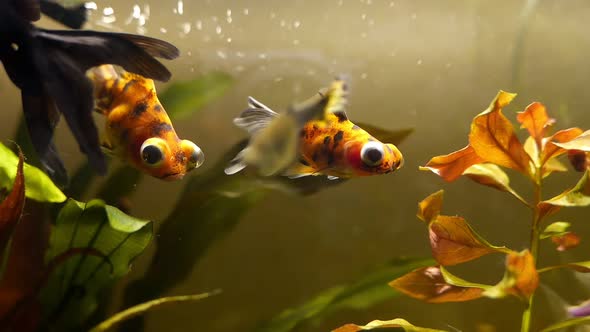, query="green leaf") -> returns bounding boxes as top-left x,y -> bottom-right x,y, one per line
0,143 -> 65,203
538,170 -> 590,218
463,164 -> 528,206
540,221 -> 571,239
254,258 -> 434,332
160,72 -> 234,120
333,318 -> 446,332
540,316 -> 590,332
41,199 -> 152,329
90,290 -> 220,332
